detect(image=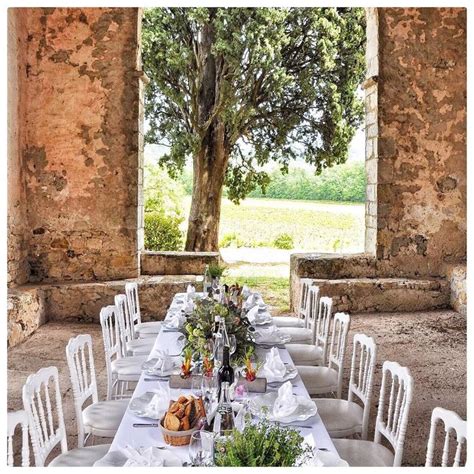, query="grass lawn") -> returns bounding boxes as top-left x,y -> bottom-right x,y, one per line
182,196 -> 364,253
